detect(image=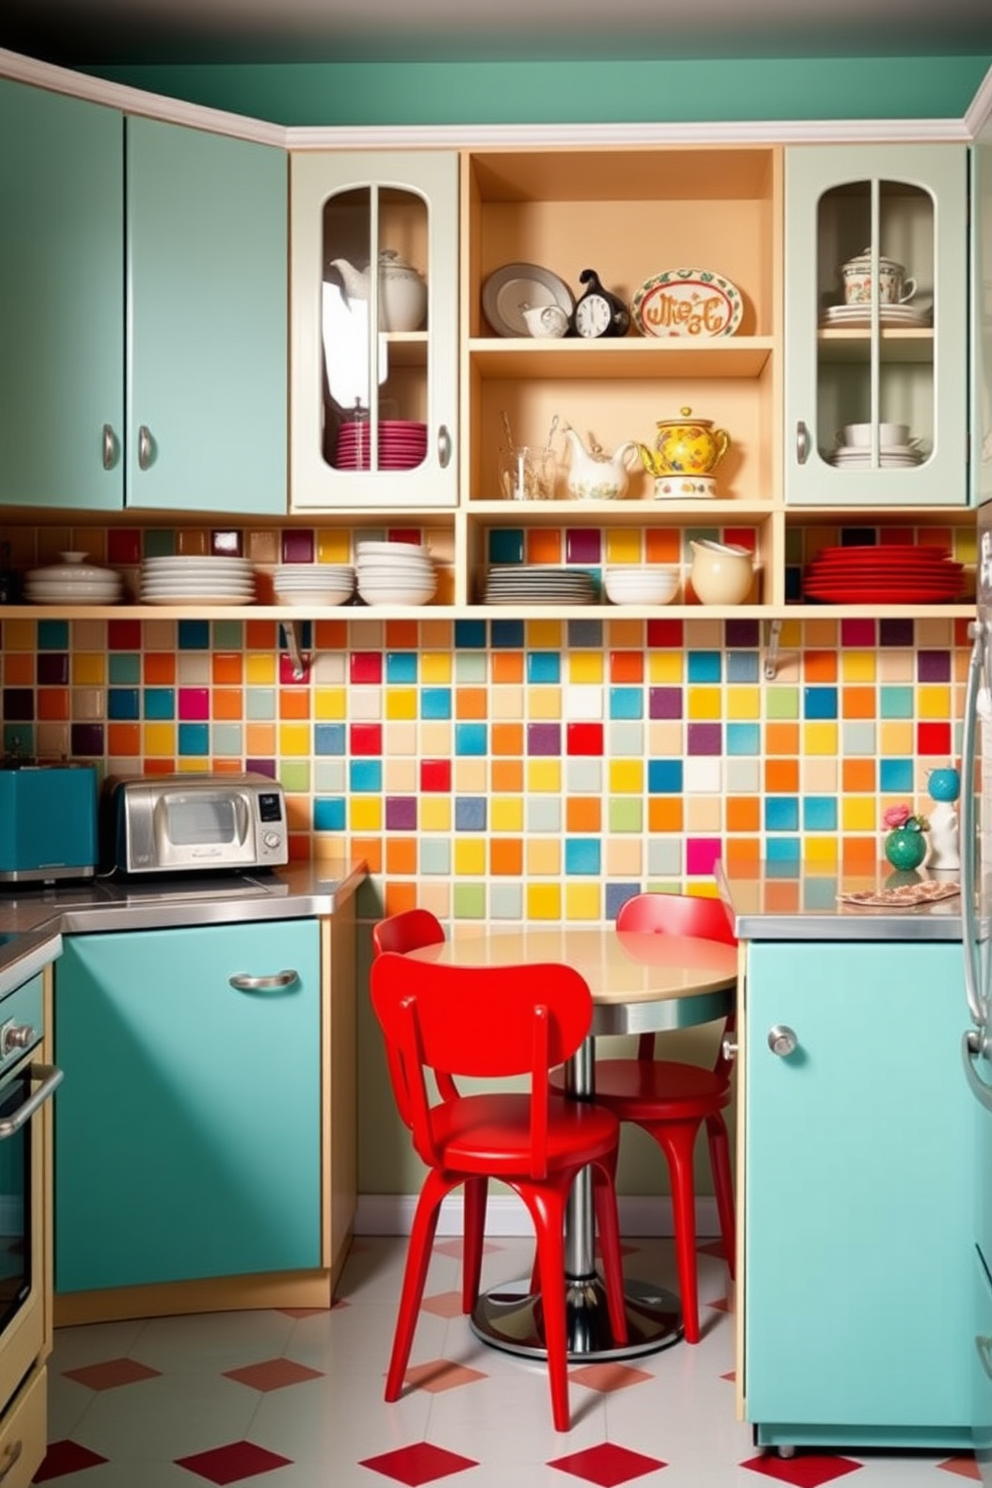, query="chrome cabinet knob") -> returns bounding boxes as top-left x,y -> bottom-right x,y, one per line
721,1035 -> 738,1062
767,1024 -> 798,1057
